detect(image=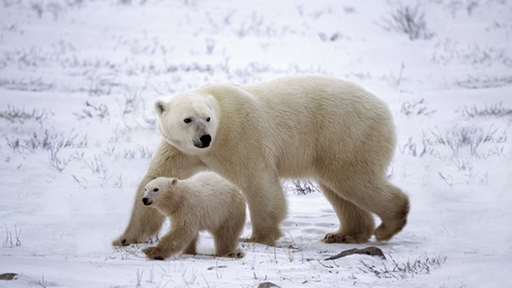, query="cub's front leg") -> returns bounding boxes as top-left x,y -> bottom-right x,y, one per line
143,225 -> 197,260
143,246 -> 168,260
